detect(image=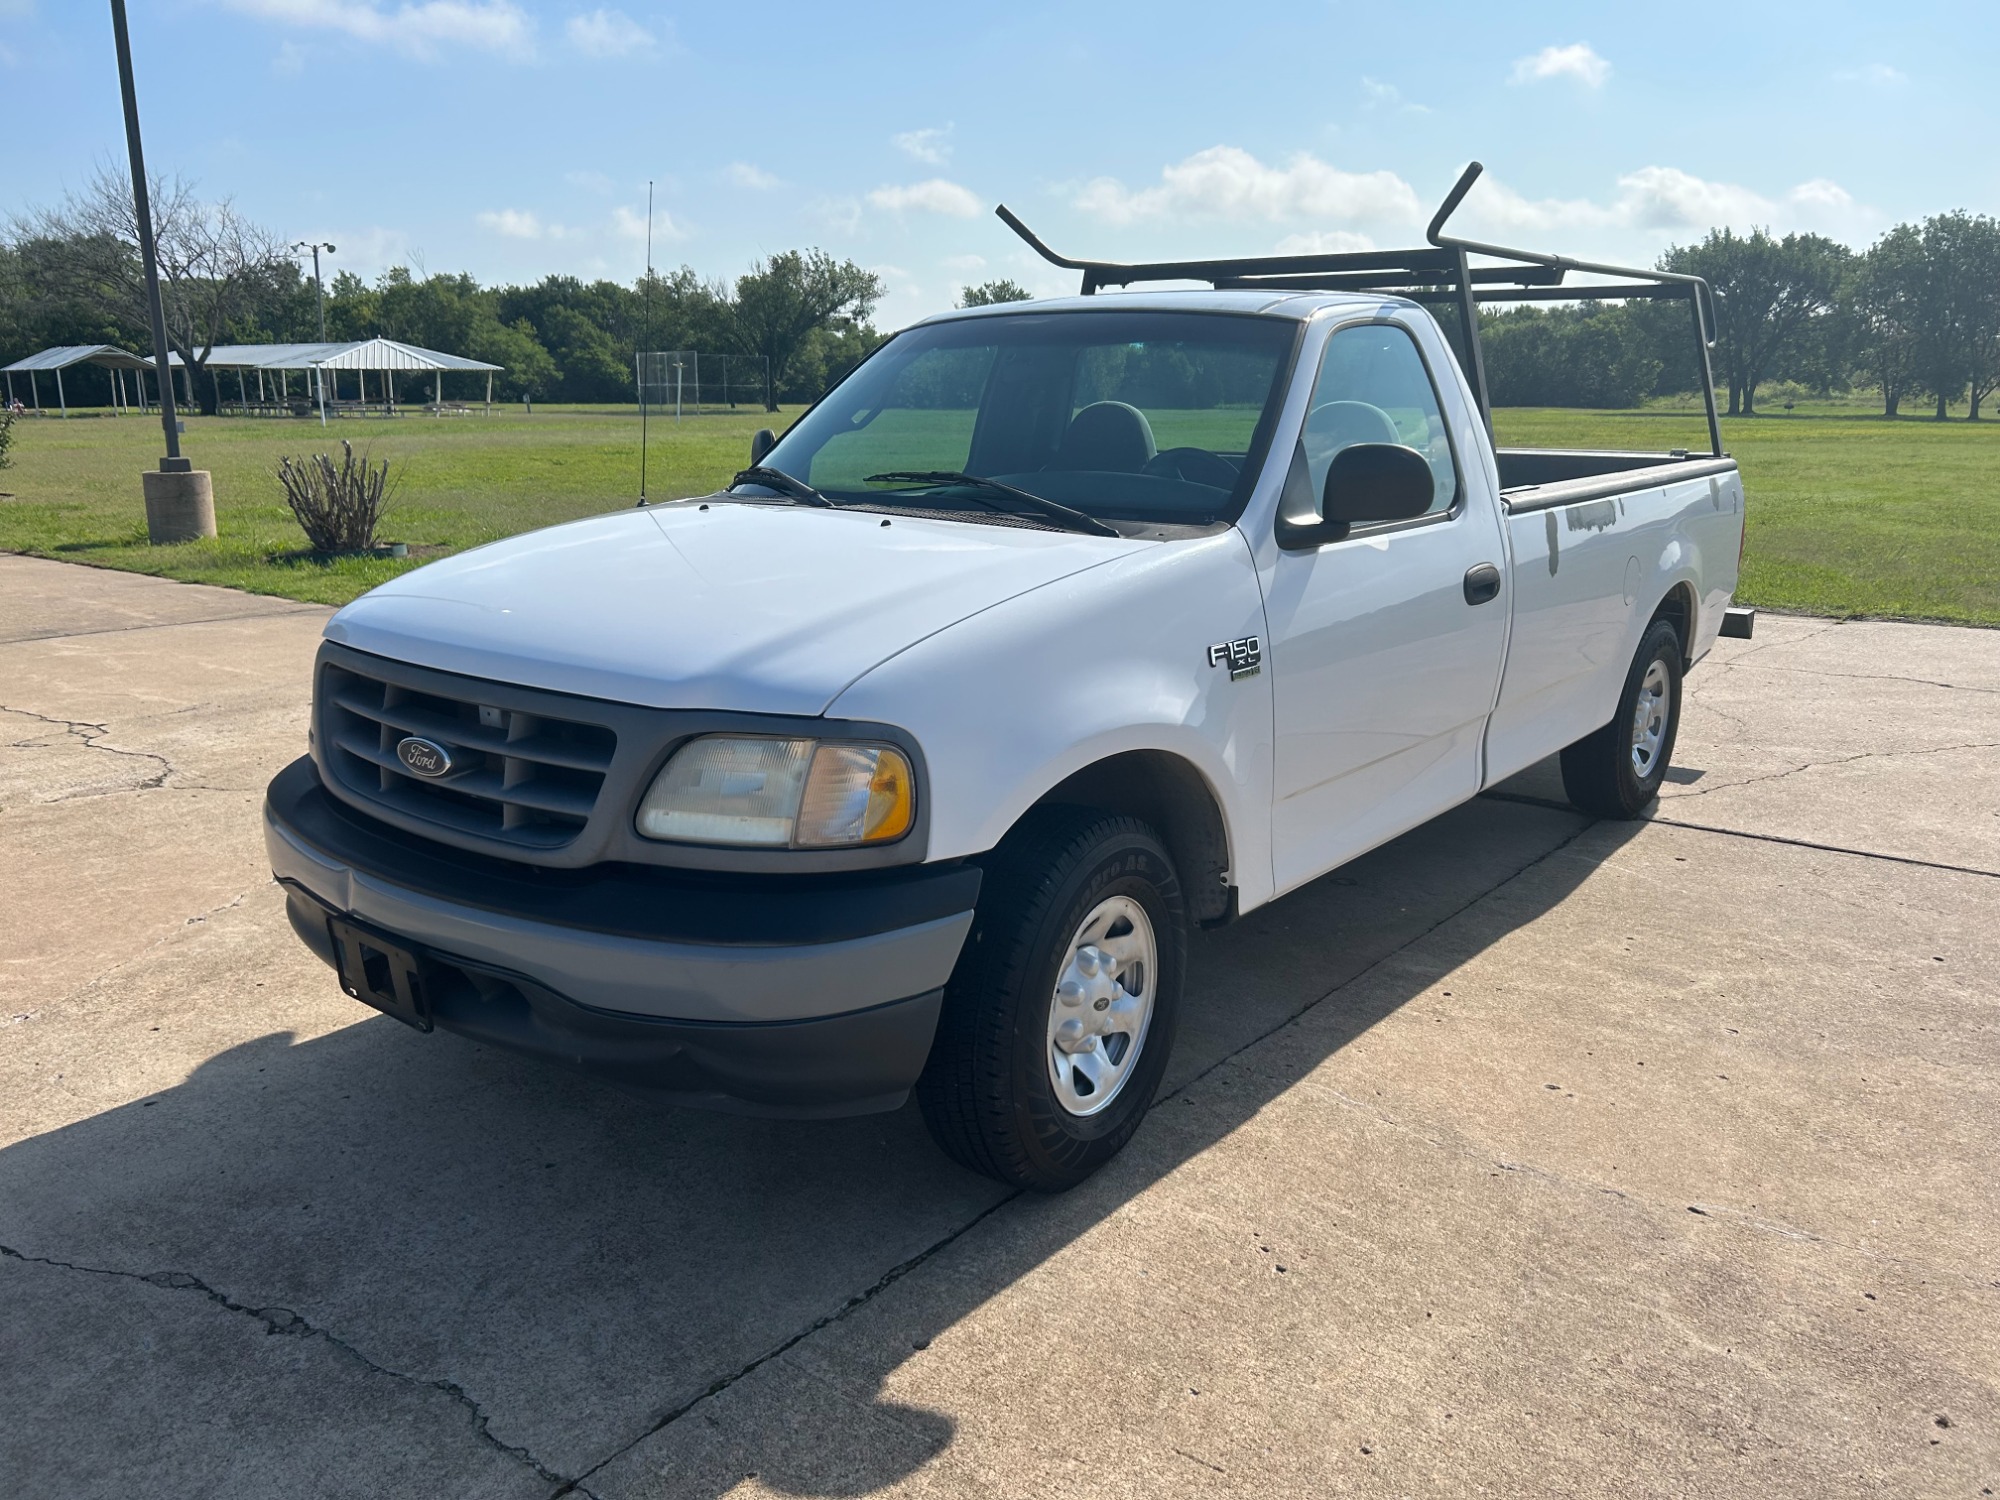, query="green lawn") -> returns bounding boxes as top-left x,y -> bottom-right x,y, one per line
3,400 -> 1996,624
0,407 -> 798,606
